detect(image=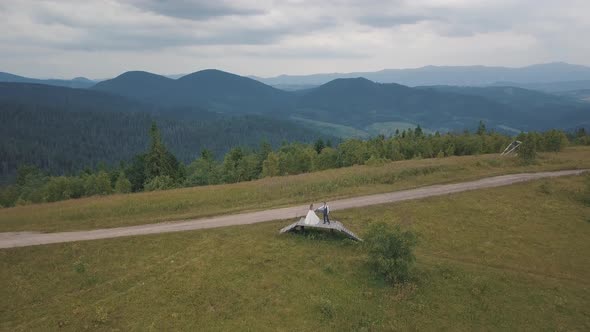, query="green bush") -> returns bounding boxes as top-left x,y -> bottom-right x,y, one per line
114,172 -> 132,193
364,222 -> 417,285
519,133 -> 538,164
365,155 -> 388,166
144,175 -> 176,191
